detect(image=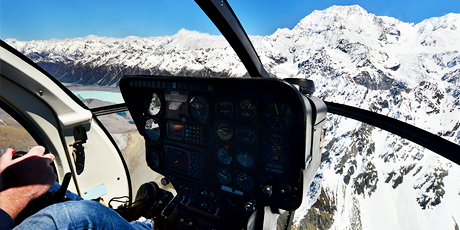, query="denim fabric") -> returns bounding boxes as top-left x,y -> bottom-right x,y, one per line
14,200 -> 154,230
